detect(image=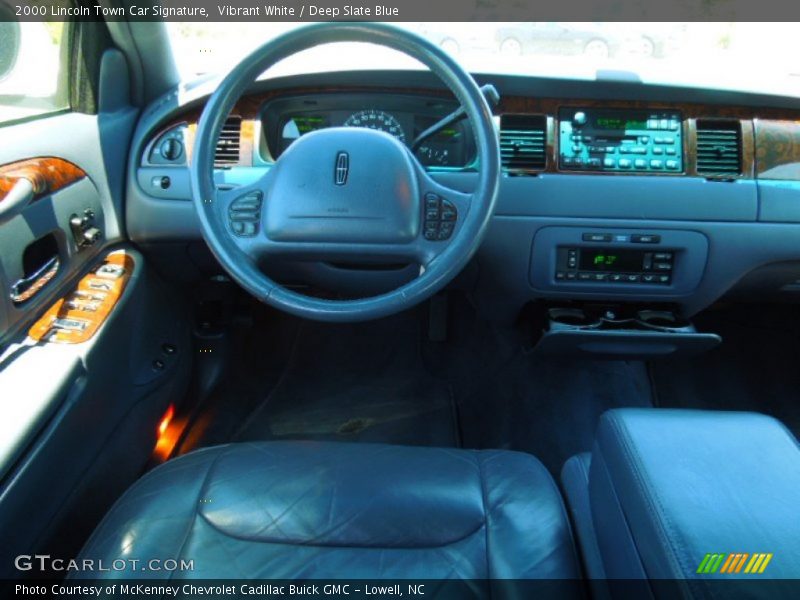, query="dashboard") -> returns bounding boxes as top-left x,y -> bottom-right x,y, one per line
130,70 -> 800,325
